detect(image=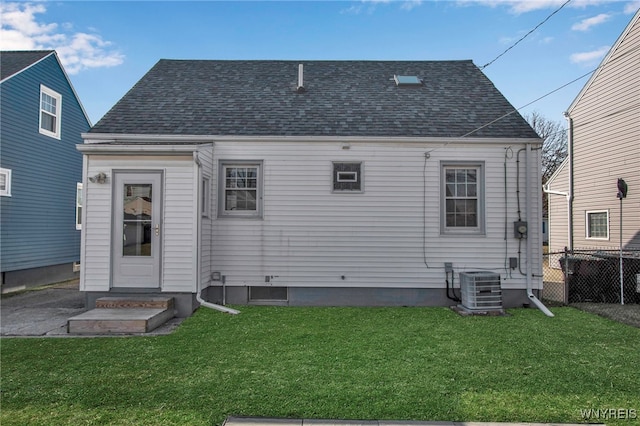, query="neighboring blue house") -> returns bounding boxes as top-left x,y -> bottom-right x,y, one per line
1,50 -> 91,292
